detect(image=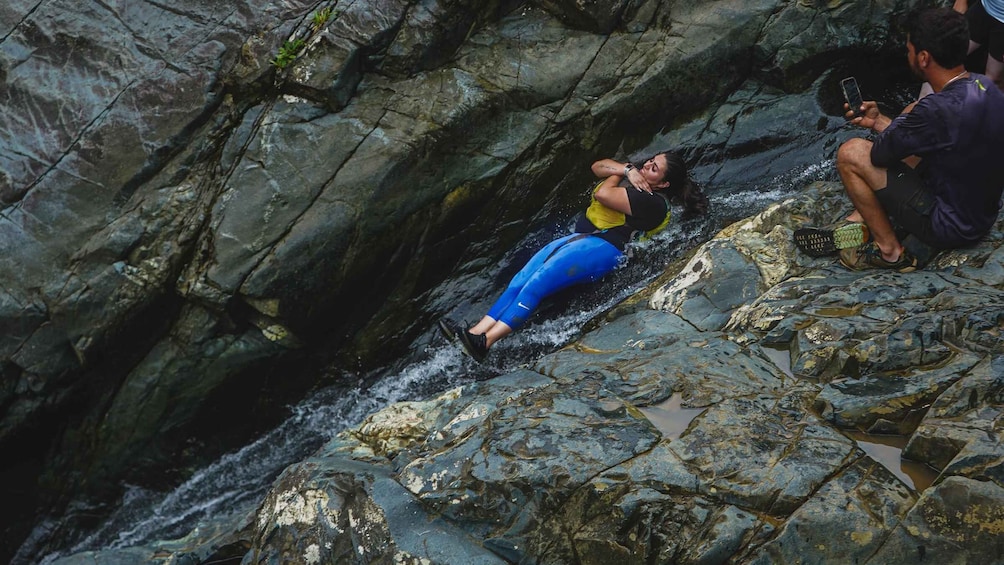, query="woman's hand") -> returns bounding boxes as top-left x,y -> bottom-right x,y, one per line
626,167 -> 651,192
590,158 -> 651,192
